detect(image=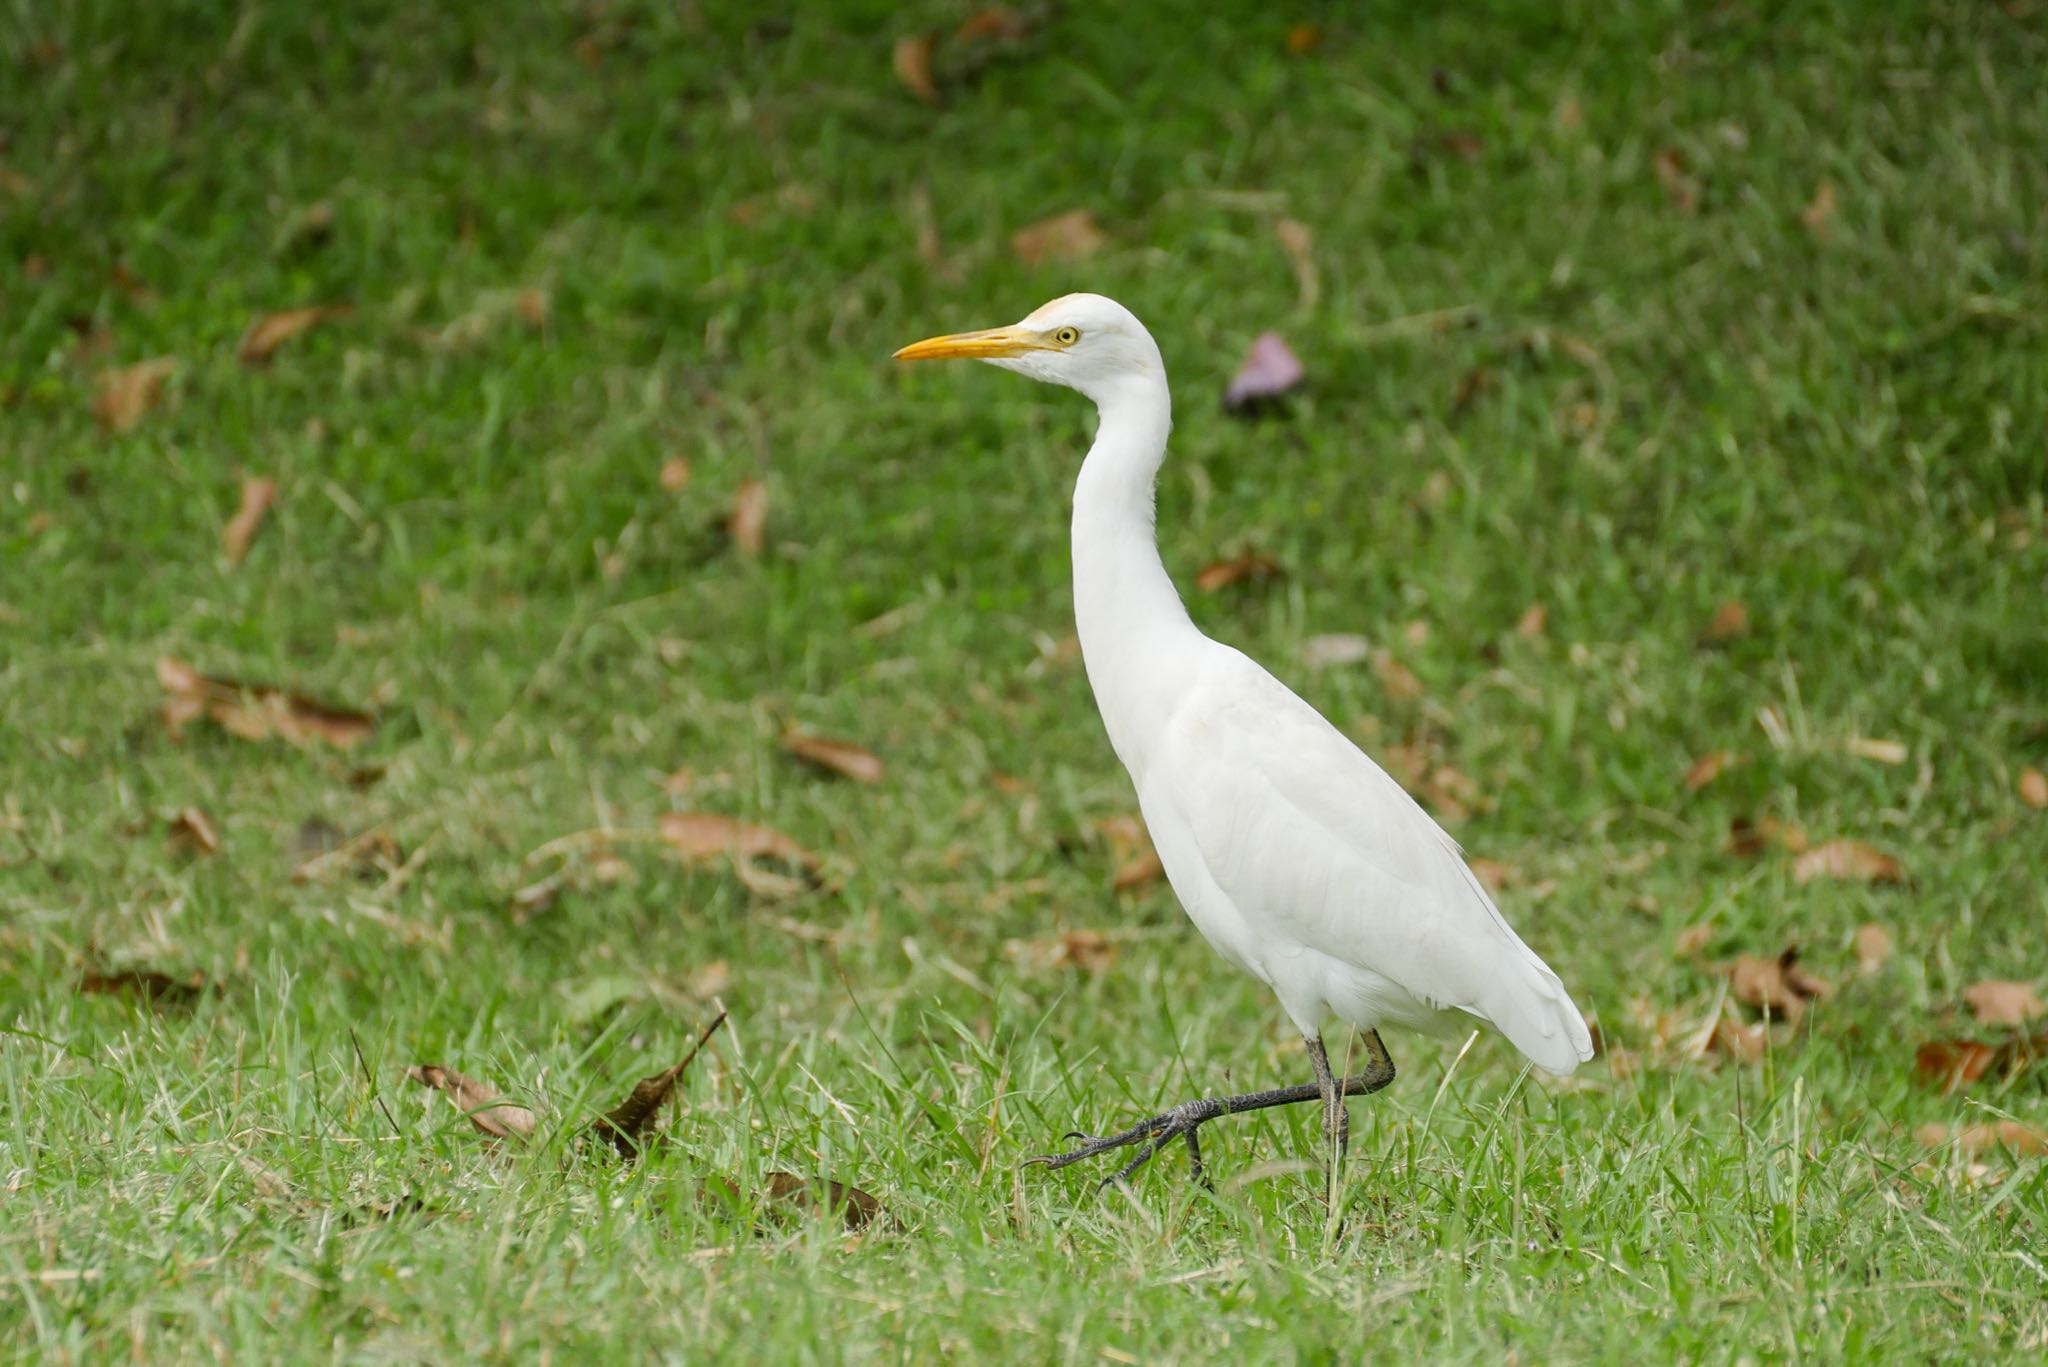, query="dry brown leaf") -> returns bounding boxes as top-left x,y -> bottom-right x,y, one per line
659,811 -> 819,872
1515,602 -> 1548,638
1684,751 -> 1729,792
1701,599 -> 1749,643
1963,980 -> 2045,1028
168,807 -> 220,856
221,475 -> 278,565
781,732 -> 884,784
2019,767 -> 2048,810
1652,147 -> 1699,213
1467,857 -> 1514,893
1673,922 -> 1715,957
237,306 -> 344,364
1913,1039 -> 2001,1093
1371,652 -> 1424,702
515,288 -> 549,328
1844,736 -> 1907,765
1708,1017 -> 1769,1064
1792,839 -> 1905,886
763,1171 -> 885,1231
1853,923 -> 1894,974
1112,848 -> 1164,893
1914,1120 -> 2048,1157
660,457 -> 692,492
728,479 -> 767,558
1799,181 -> 1837,238
1284,22 -> 1322,54
956,7 -> 1030,43
892,34 -> 938,103
1726,814 -> 1808,857
93,357 -> 176,432
1728,946 -> 1831,1024
1057,929 -> 1116,970
1194,550 -> 1282,594
408,1065 -> 536,1142
591,1011 -> 728,1158
1273,217 -> 1319,308
1011,209 -> 1105,266
156,656 -> 375,750
78,969 -> 210,1007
